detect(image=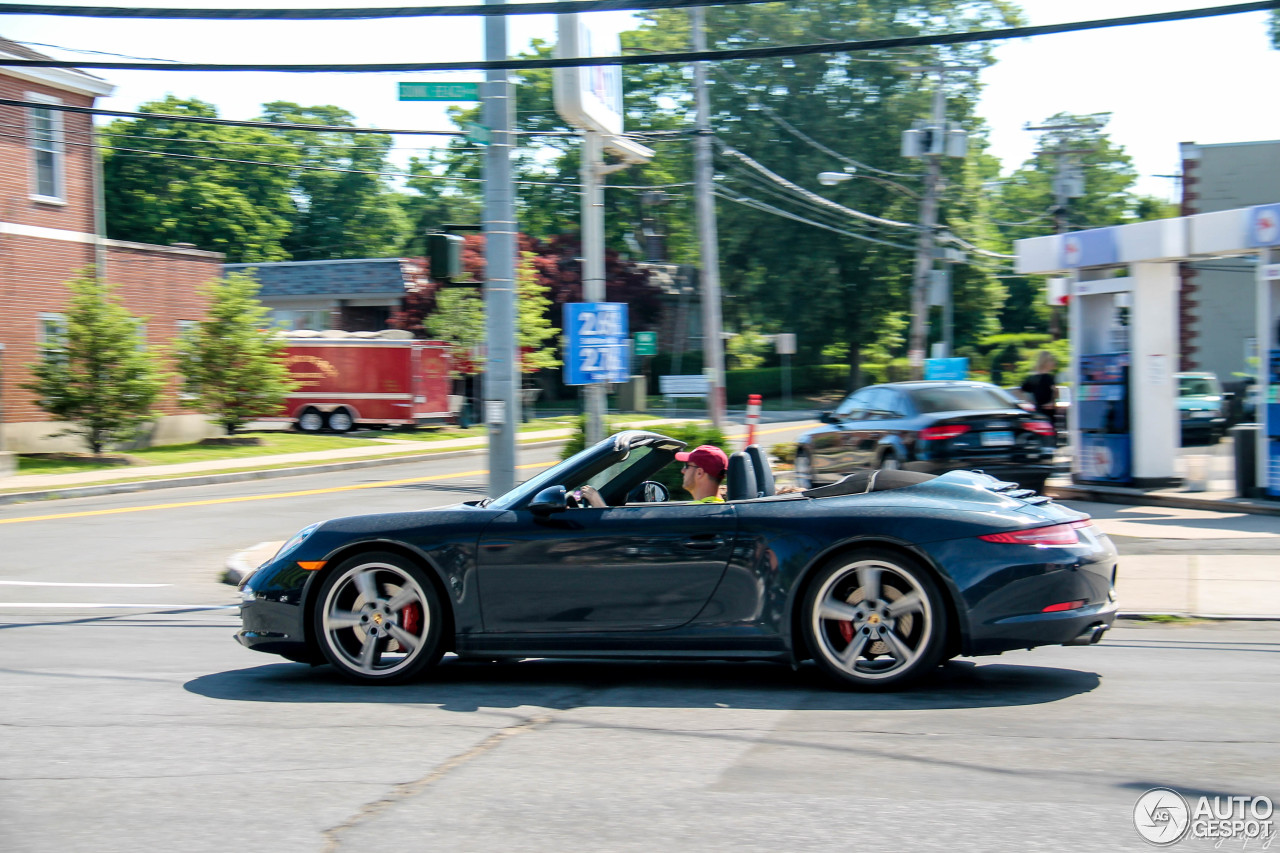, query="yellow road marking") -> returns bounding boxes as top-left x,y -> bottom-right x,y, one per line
0,462 -> 555,525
